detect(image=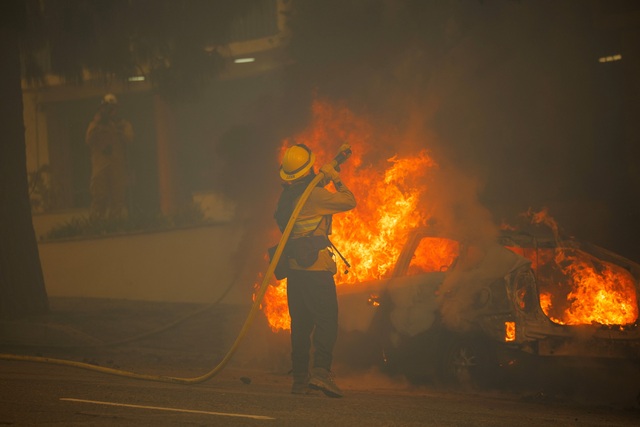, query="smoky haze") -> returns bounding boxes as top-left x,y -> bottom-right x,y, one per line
15,0 -> 640,406
154,0 -> 640,300
192,0 -> 640,319
281,0 -> 640,263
